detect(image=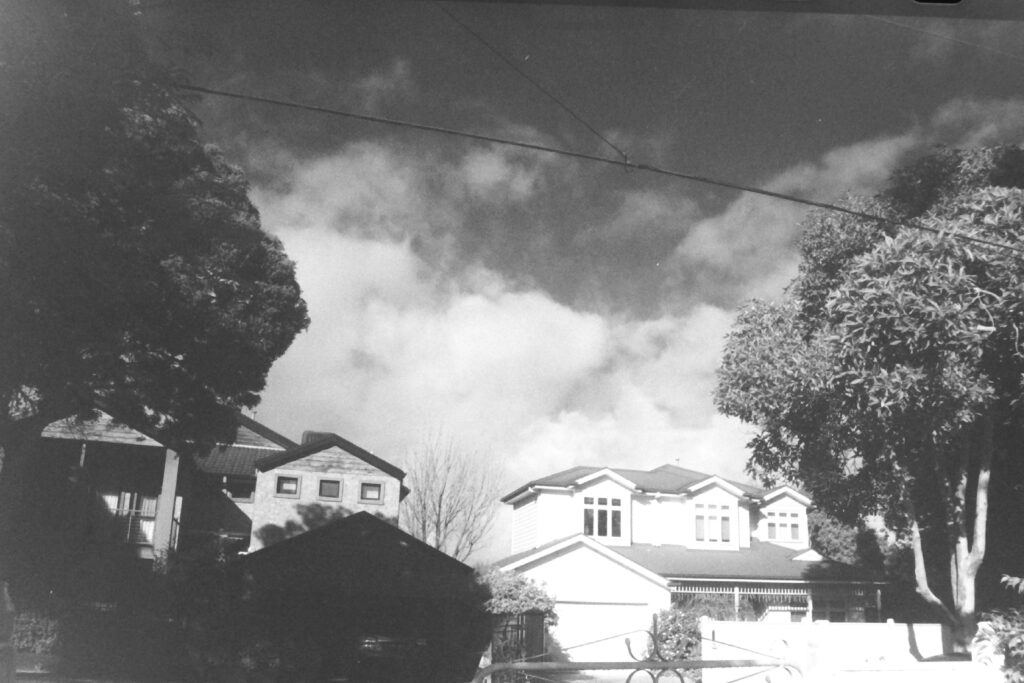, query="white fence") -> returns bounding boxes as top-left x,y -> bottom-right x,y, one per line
700,619 -> 1005,683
